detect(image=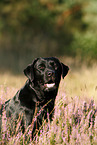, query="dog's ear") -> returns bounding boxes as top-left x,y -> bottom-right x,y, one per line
23,58 -> 39,81
61,63 -> 69,79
